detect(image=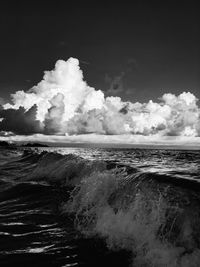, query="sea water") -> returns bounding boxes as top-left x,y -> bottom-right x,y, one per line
0,146 -> 200,267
